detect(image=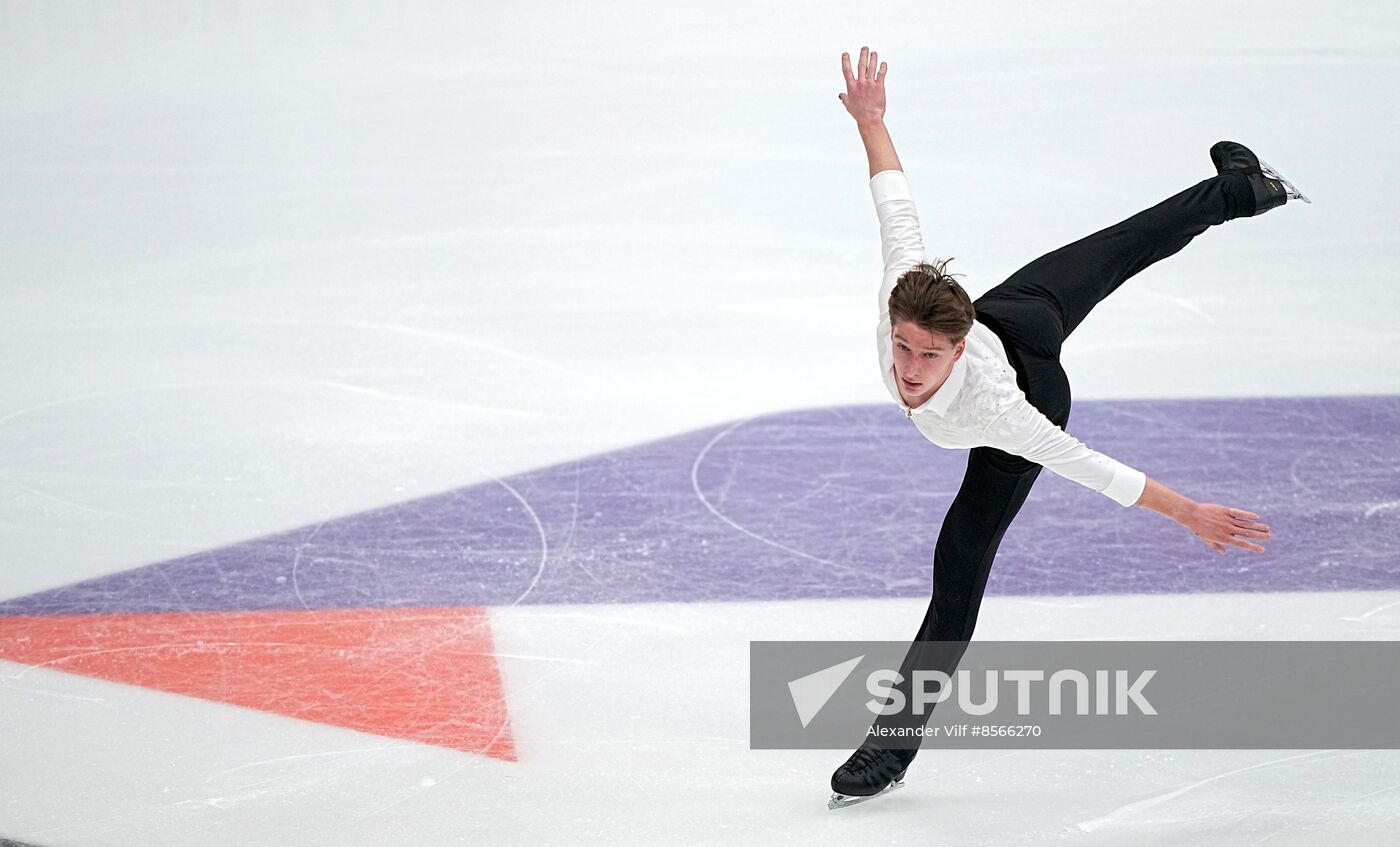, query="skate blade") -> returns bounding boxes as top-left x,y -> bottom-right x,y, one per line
1259,158 -> 1311,204
827,779 -> 905,811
